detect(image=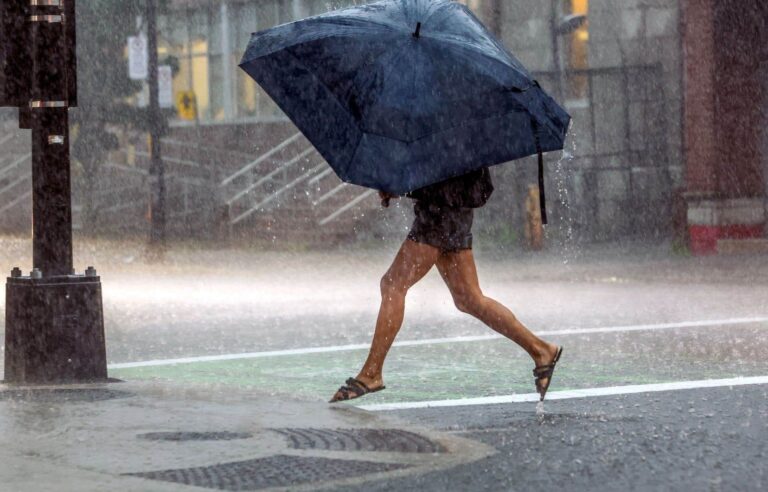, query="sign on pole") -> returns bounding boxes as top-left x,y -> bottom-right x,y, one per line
128,35 -> 148,80
158,65 -> 173,108
176,91 -> 197,120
